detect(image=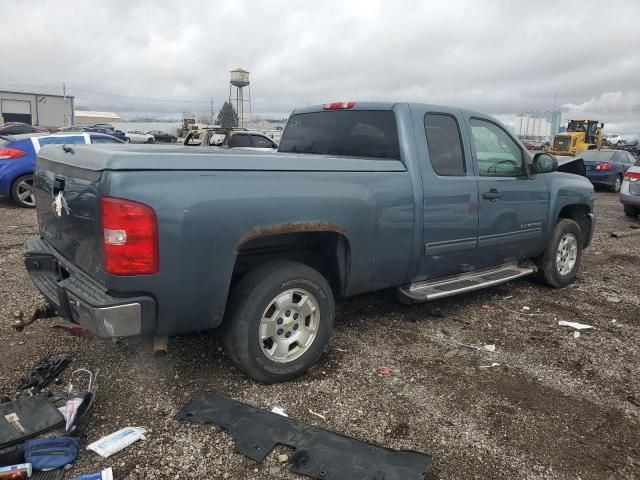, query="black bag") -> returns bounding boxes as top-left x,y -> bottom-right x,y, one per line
0,396 -> 64,449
